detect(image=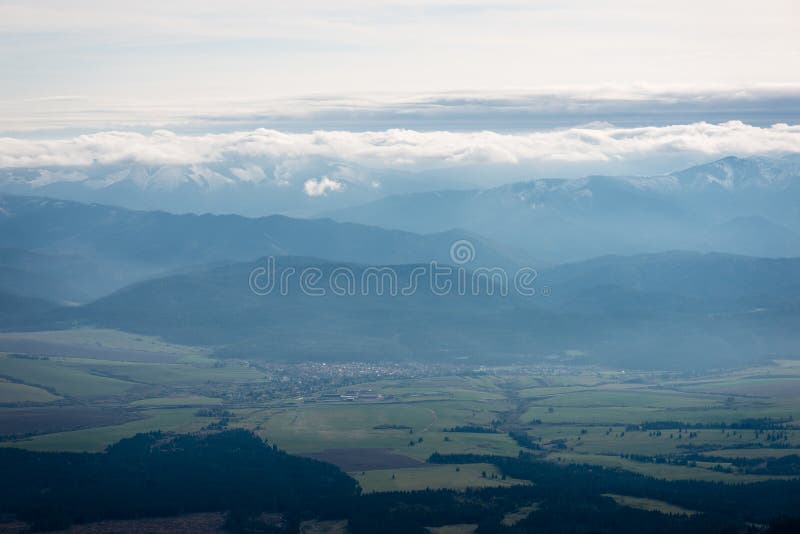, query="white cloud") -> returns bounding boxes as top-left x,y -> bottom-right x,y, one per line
1,121 -> 799,172
304,176 -> 344,197
229,164 -> 267,183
